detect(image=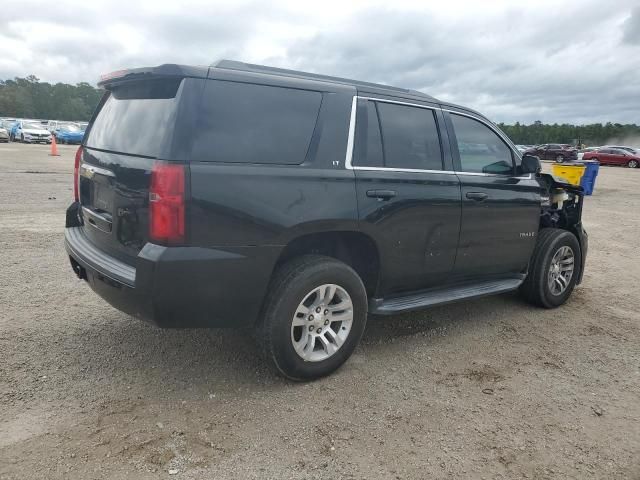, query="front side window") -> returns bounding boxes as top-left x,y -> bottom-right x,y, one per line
192,81 -> 322,165
451,114 -> 514,175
